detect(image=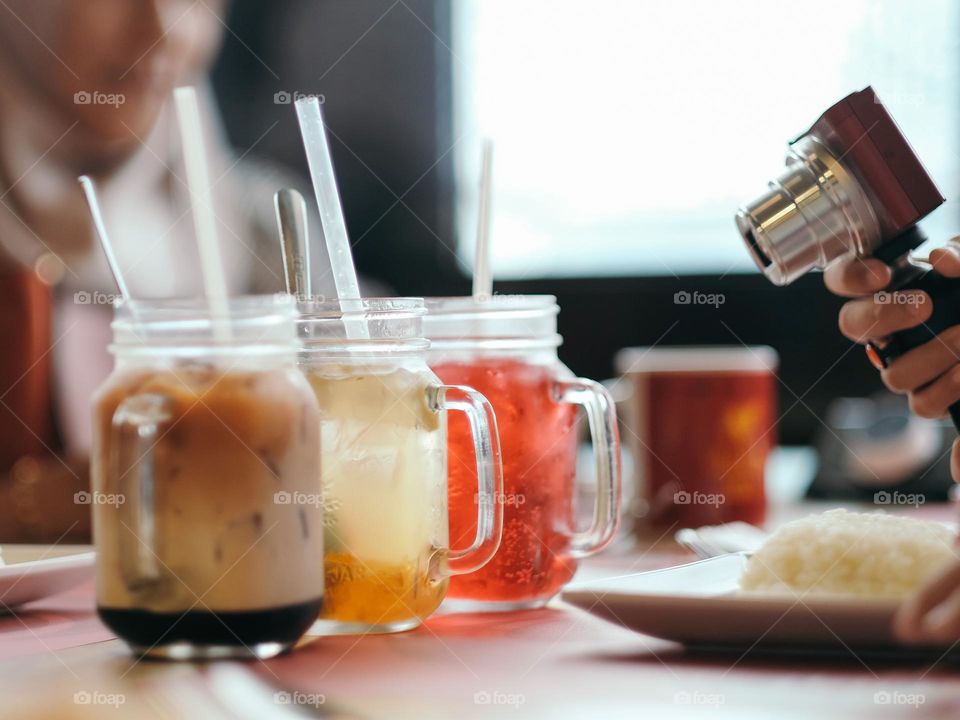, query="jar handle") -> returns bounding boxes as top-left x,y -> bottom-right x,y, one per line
109,393 -> 174,585
556,378 -> 621,558
429,384 -> 504,576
